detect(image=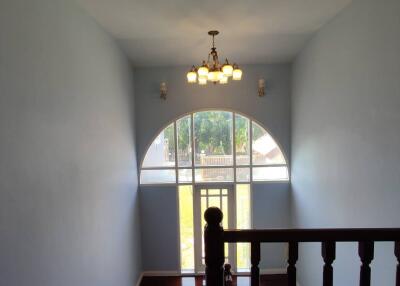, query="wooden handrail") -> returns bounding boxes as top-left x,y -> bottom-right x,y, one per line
223,228 -> 400,242
204,207 -> 400,286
